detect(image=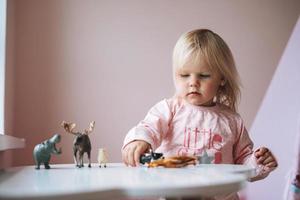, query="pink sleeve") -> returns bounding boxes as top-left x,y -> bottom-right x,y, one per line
123,99 -> 172,150
233,120 -> 254,164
